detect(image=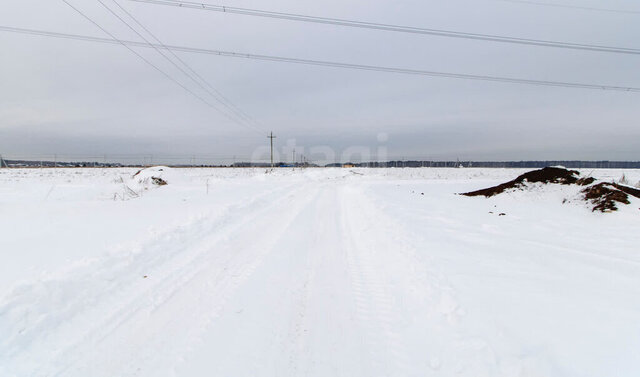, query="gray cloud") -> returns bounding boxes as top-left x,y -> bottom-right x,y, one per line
1,0 -> 639,162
